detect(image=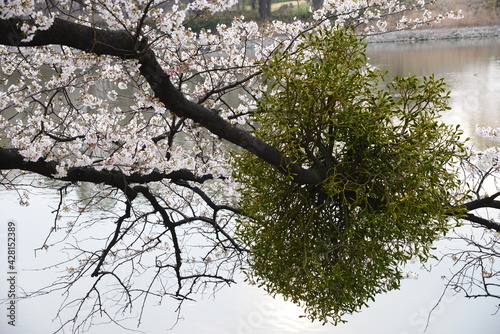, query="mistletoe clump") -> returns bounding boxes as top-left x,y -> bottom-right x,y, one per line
235,27 -> 467,324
